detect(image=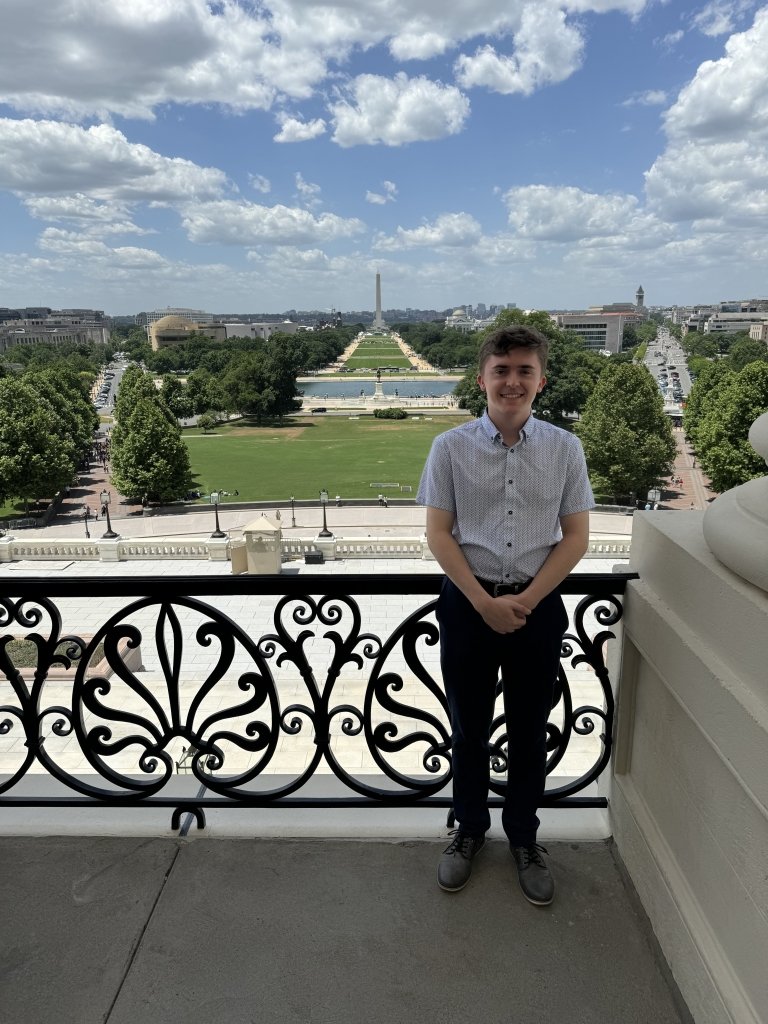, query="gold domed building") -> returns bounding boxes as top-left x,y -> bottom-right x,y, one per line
149,315 -> 203,351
